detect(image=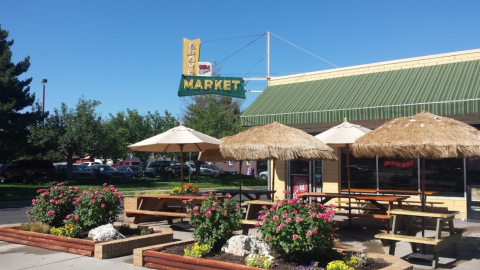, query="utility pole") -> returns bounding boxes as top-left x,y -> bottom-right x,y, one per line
266,31 -> 270,86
